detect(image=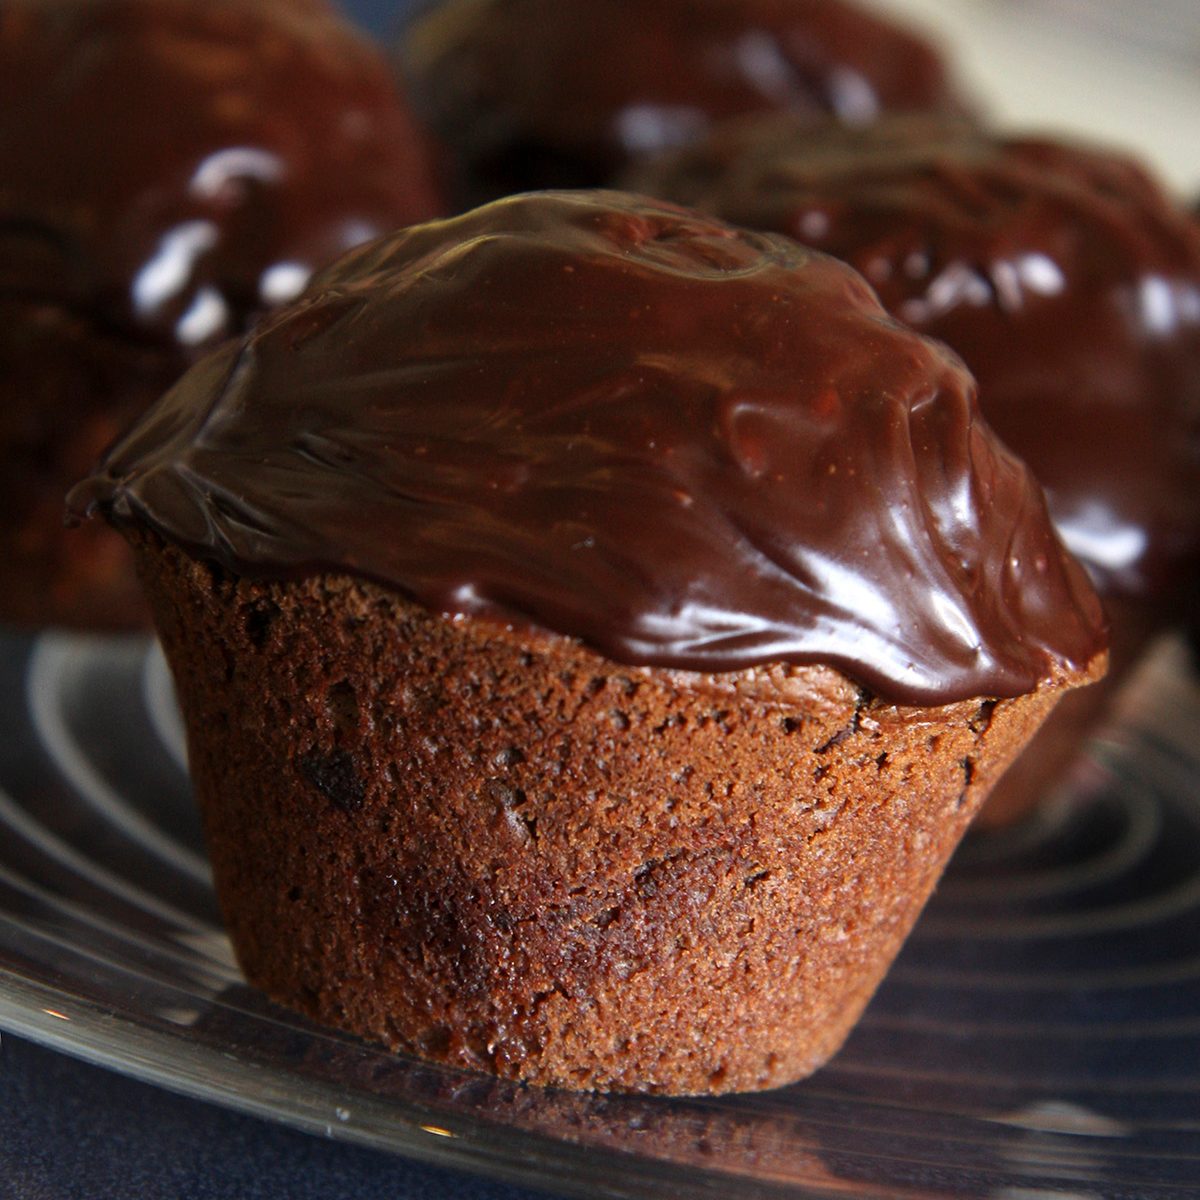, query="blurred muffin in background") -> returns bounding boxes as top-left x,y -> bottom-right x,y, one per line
0,0 -> 442,630
630,113 -> 1200,824
398,0 -> 973,209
